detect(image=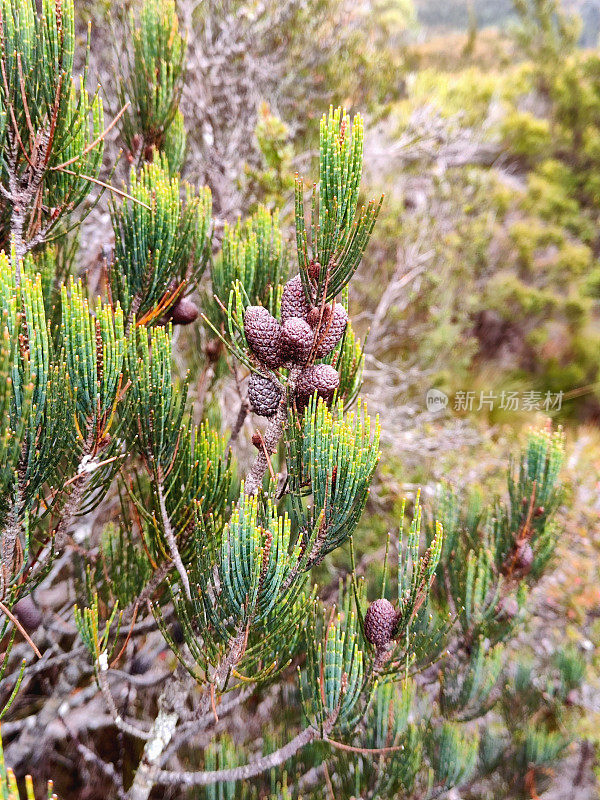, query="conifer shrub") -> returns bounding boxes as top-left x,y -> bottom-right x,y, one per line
0,1 -> 586,798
